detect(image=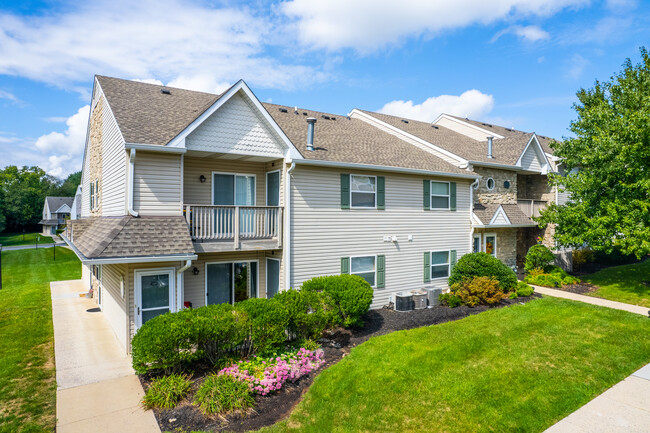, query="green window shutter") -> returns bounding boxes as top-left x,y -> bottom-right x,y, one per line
376,255 -> 385,288
341,257 -> 350,274
450,250 -> 457,274
423,252 -> 431,283
341,174 -> 350,209
377,176 -> 385,210
450,182 -> 457,211
423,180 -> 430,210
